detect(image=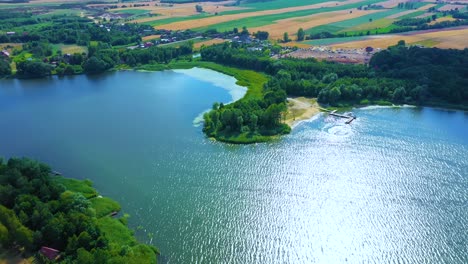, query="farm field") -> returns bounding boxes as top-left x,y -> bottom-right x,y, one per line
250,9 -> 383,40
193,38 -> 227,49
150,0 -> 369,30
0,0 -> 466,53
329,26 -> 468,49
